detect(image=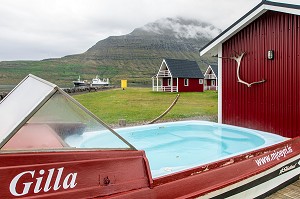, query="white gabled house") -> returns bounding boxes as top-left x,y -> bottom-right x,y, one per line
204,64 -> 218,91
152,59 -> 204,92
